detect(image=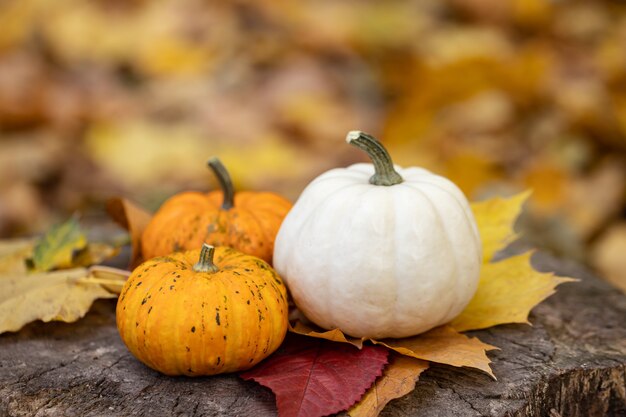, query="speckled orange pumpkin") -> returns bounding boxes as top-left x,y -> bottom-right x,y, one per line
116,244 -> 289,376
141,158 -> 292,264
